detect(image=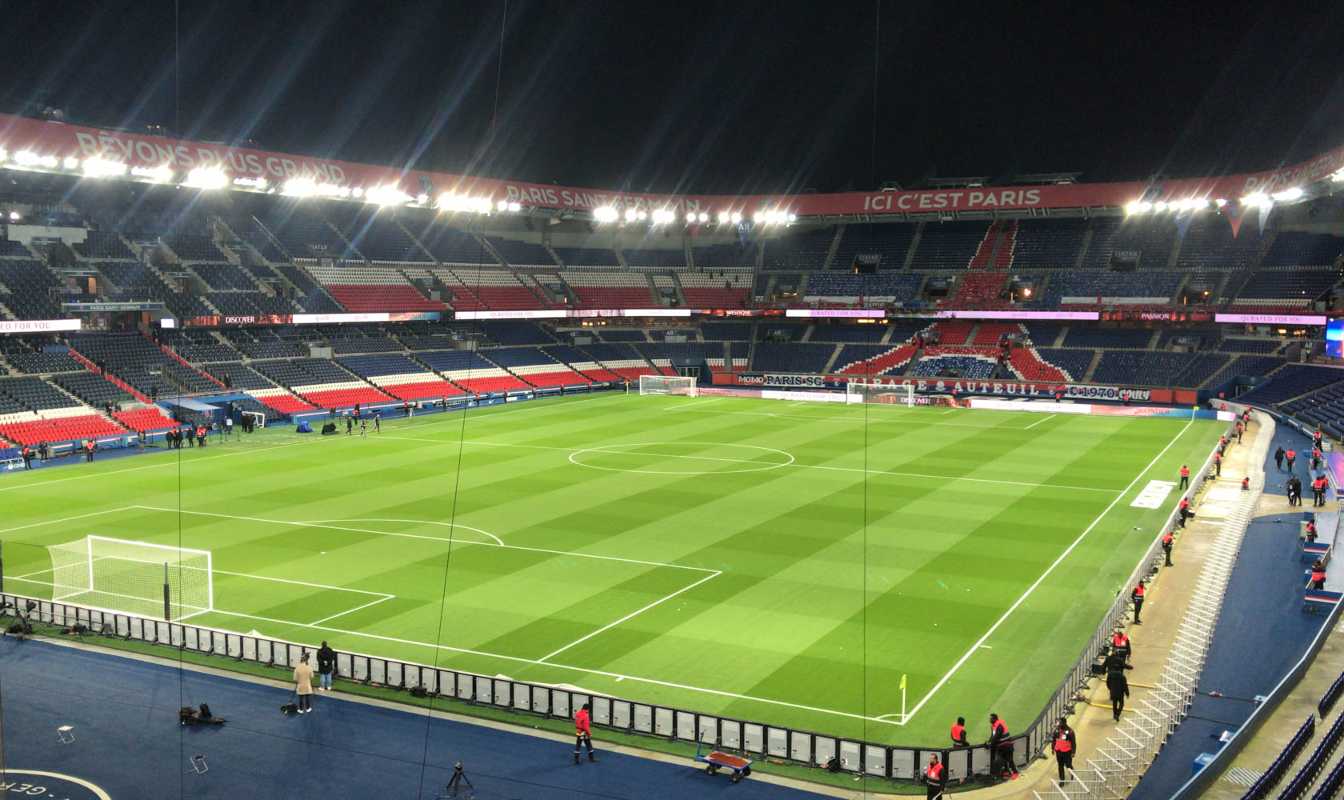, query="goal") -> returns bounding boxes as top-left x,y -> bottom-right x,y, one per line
639,375 -> 698,397
45,536 -> 214,622
241,410 -> 266,430
845,381 -> 916,407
